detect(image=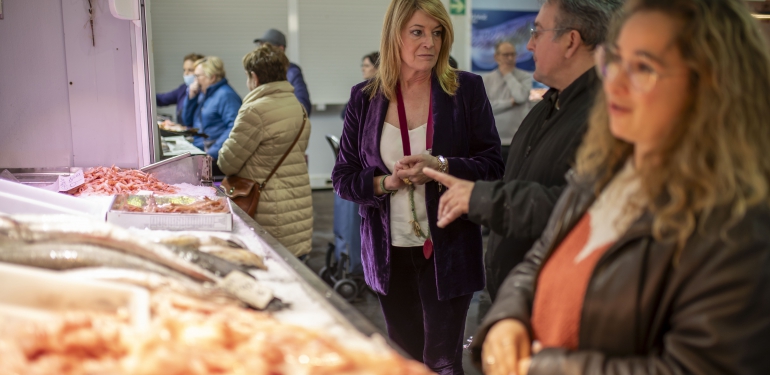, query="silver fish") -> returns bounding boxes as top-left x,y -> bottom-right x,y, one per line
0,241 -> 192,280
0,215 -> 216,282
159,235 -> 266,270
61,268 -> 234,302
